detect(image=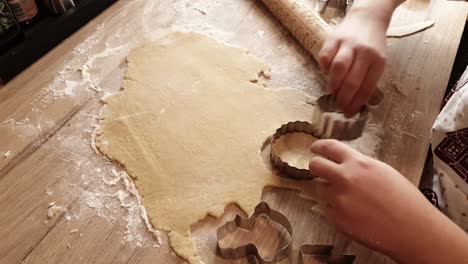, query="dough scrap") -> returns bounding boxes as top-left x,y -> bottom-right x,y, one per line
96,32 -> 317,263
387,20 -> 435,38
